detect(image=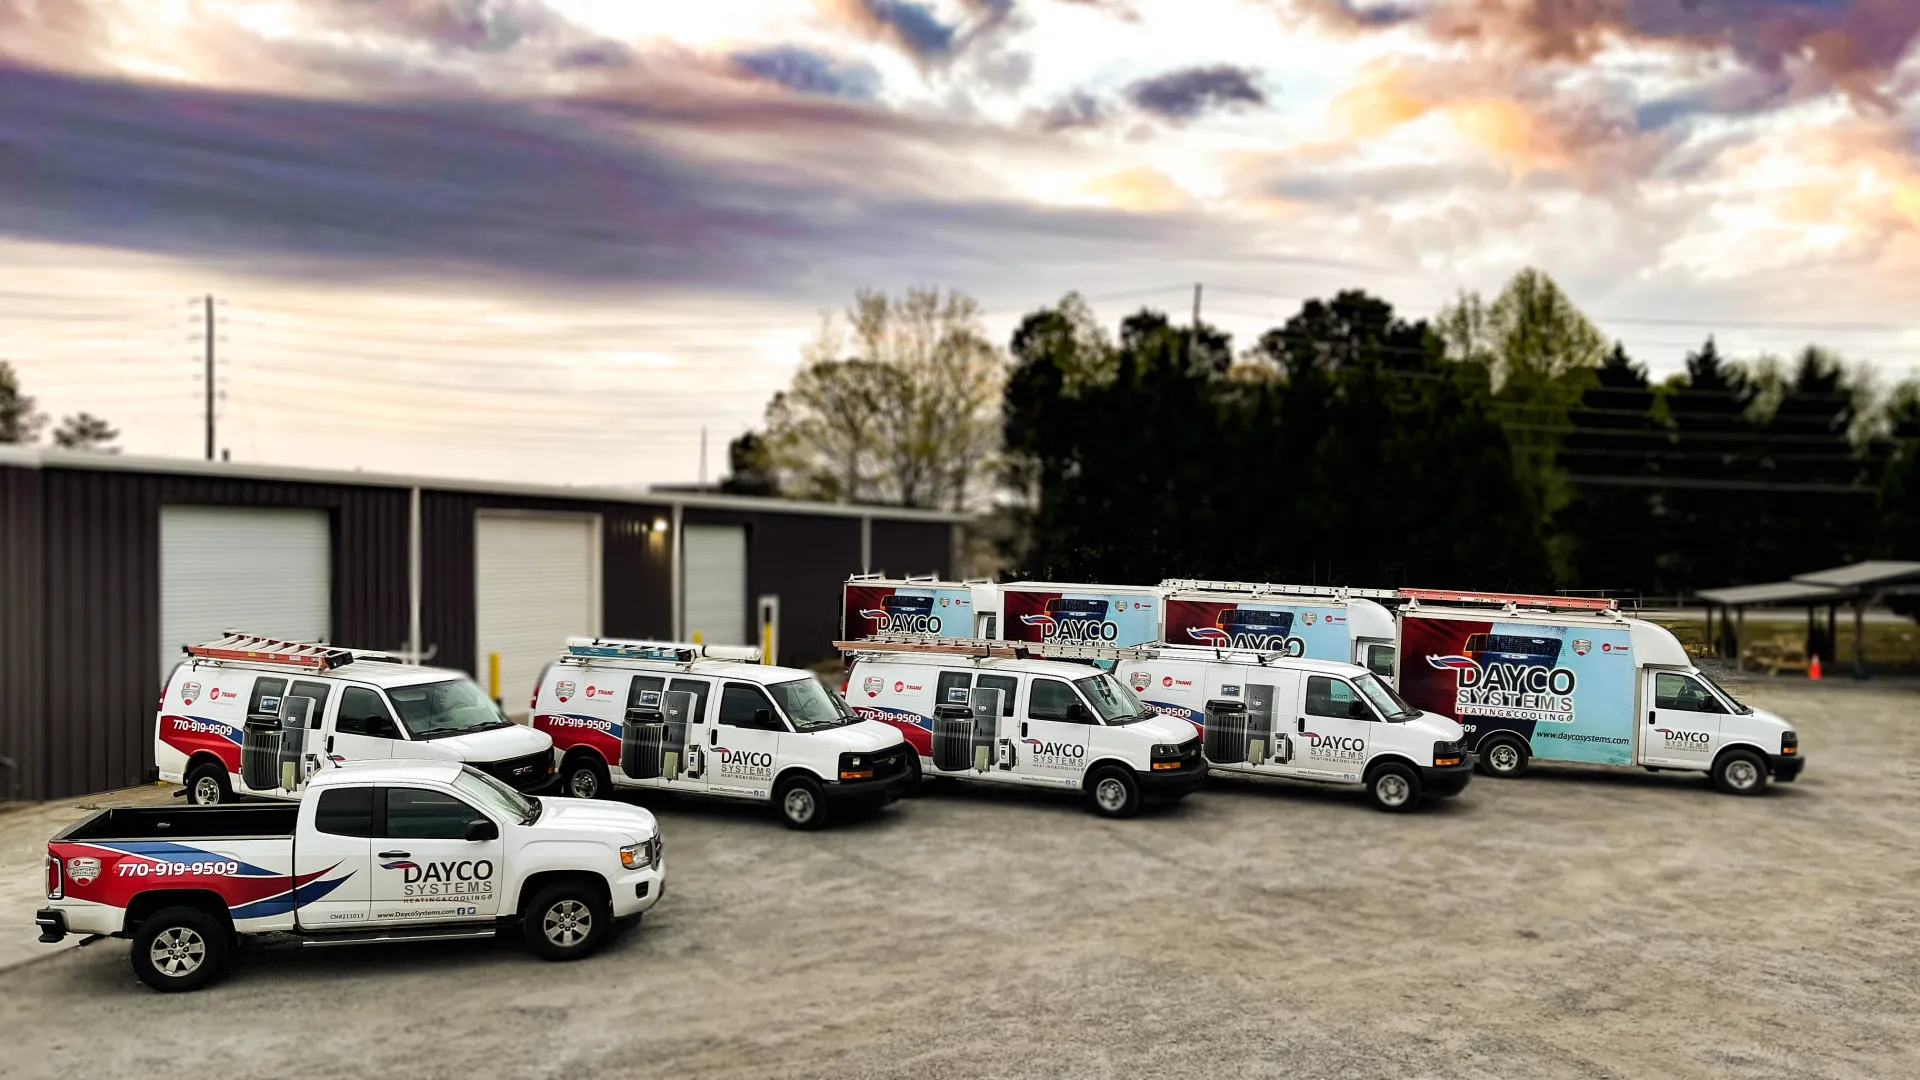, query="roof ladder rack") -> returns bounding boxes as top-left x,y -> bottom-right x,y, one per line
835,633 -> 1152,662
1160,579 -> 1400,601
183,634 -> 355,672
1398,588 -> 1619,613
564,637 -> 763,664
